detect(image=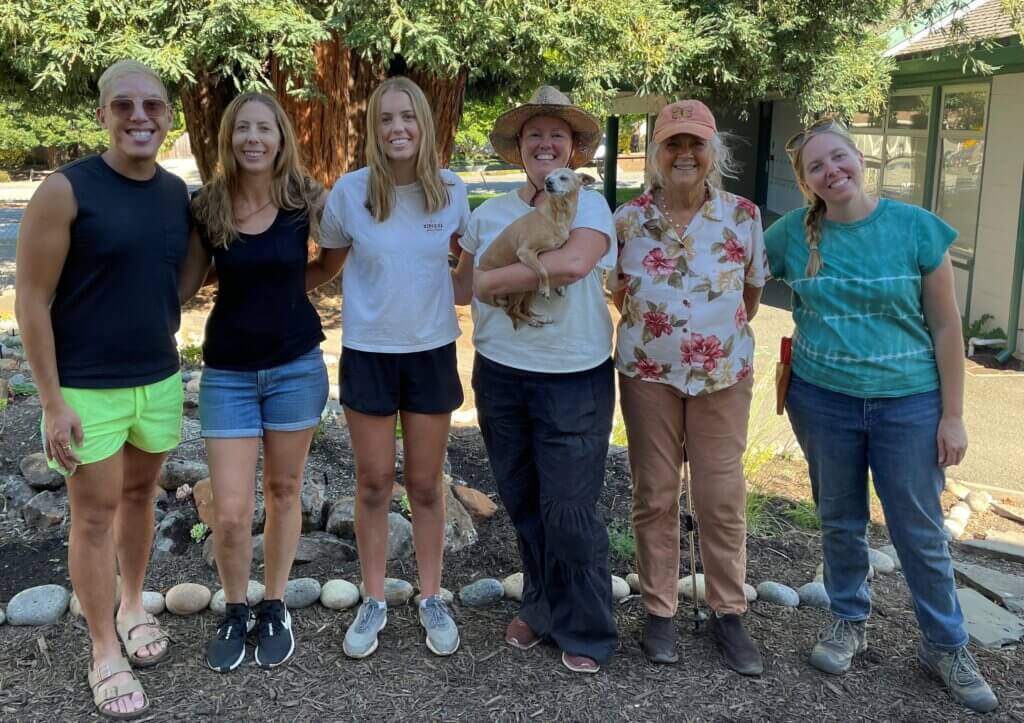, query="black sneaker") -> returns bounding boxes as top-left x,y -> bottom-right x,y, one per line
206,603 -> 255,673
254,599 -> 294,668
